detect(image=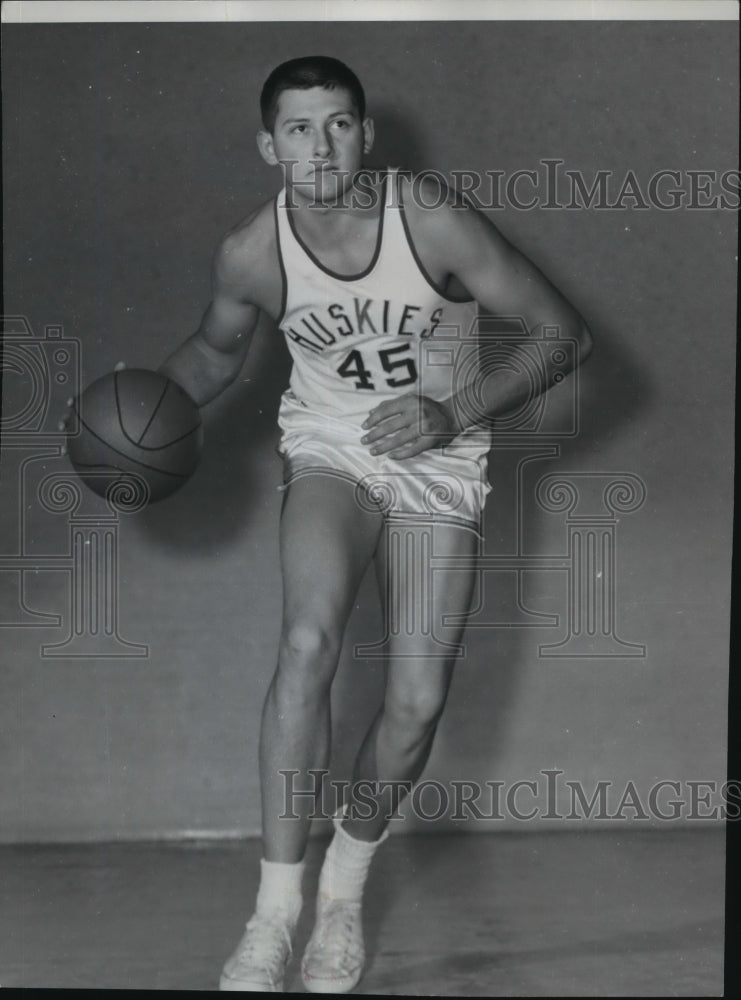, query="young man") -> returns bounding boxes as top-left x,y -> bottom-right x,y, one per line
160,56 -> 592,993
